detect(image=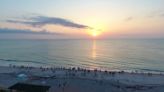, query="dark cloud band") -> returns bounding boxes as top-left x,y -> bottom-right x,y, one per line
7,16 -> 91,29
0,28 -> 61,35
